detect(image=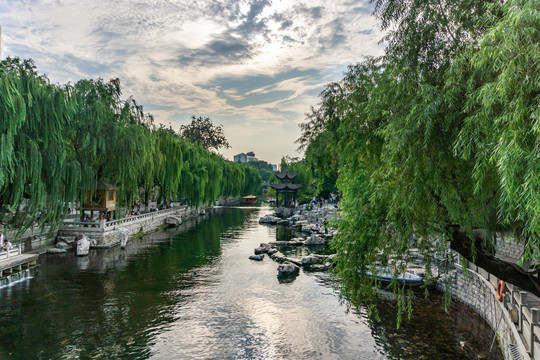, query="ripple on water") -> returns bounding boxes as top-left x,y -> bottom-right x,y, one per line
0,207 -> 502,360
